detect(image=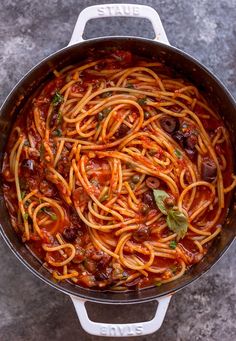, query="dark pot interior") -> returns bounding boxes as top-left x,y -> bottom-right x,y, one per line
0,37 -> 236,303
